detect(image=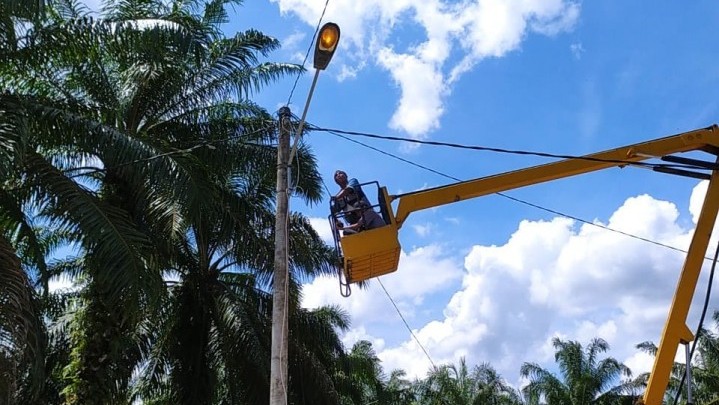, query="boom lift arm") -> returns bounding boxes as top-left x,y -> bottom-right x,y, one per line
331,125 -> 719,405
393,126 -> 718,227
